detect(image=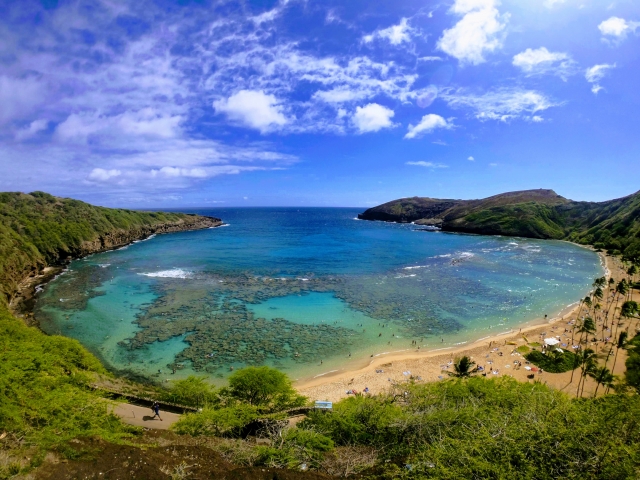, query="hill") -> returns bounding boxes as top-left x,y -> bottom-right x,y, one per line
358,189 -> 640,261
0,191 -> 221,314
